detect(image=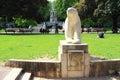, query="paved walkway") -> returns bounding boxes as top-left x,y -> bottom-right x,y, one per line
39,77 -> 120,80
0,64 -> 12,80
